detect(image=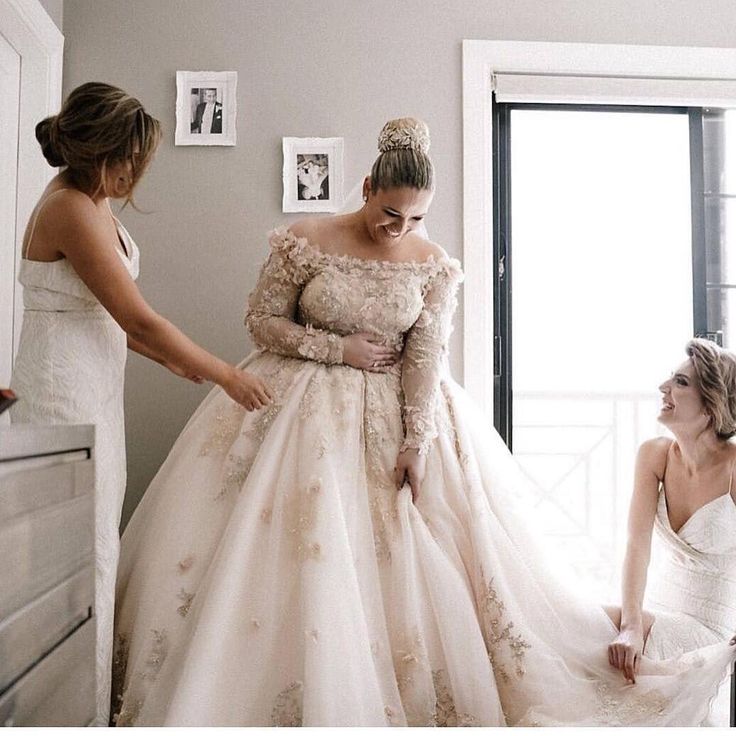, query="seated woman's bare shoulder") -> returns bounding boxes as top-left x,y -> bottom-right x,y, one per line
637,436 -> 671,478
